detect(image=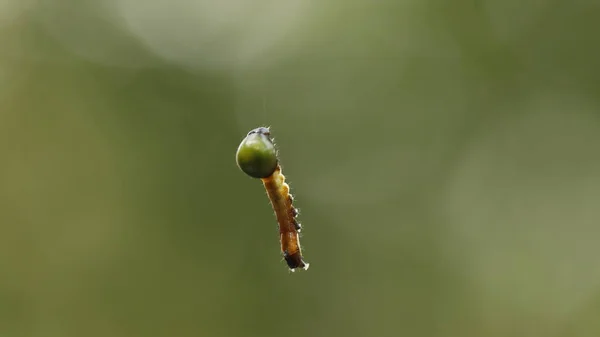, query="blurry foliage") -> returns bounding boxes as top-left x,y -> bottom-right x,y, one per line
1,1 -> 600,336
